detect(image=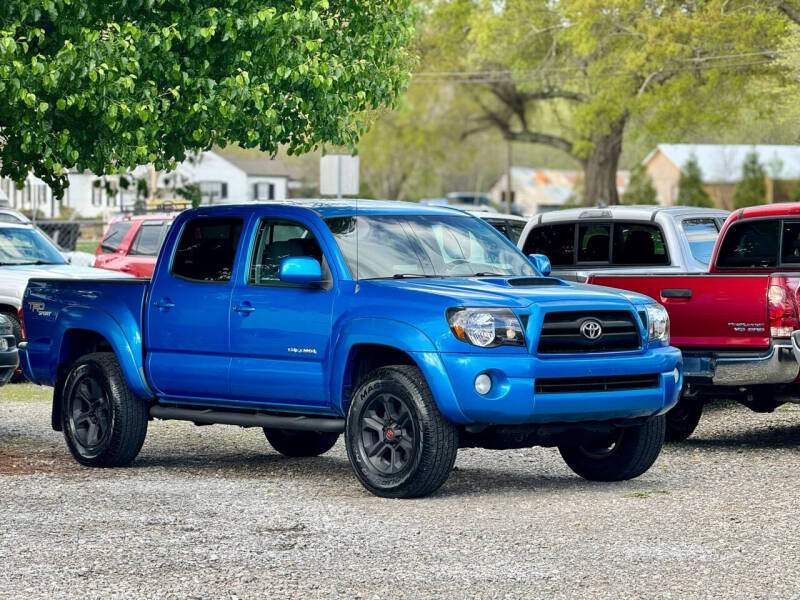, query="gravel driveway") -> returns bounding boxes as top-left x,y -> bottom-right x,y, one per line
2,385 -> 799,599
